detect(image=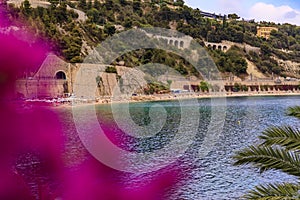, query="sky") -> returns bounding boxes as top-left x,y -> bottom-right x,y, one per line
184,0 -> 300,25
